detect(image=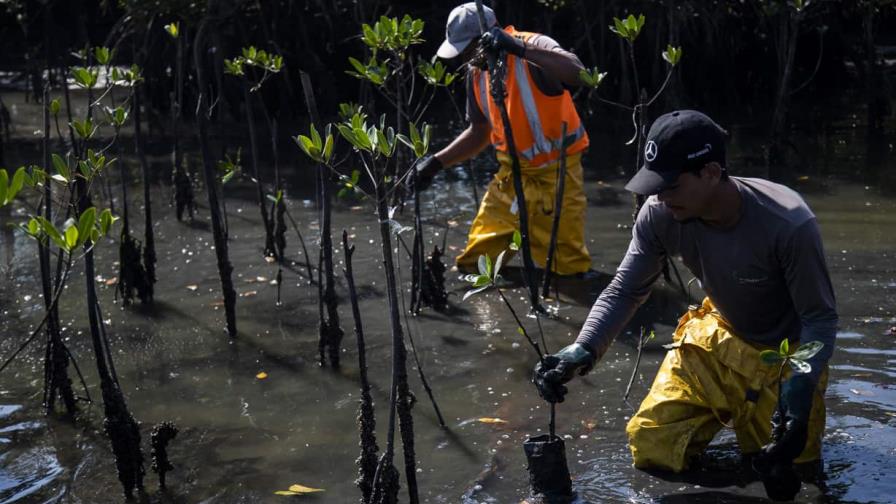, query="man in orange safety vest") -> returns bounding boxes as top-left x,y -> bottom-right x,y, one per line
415,2 -> 593,276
